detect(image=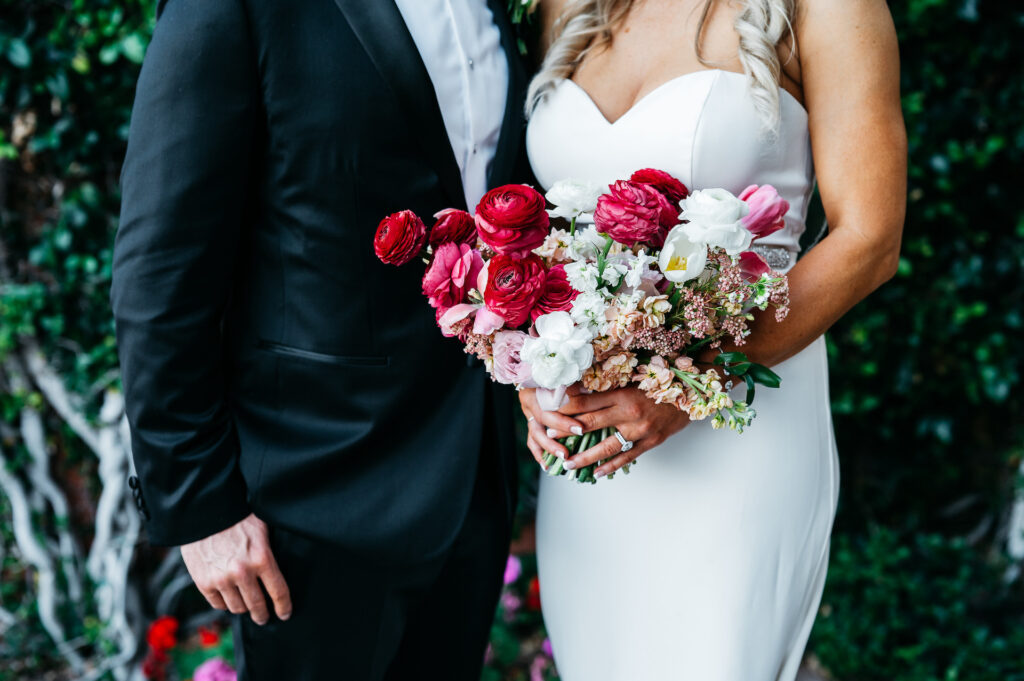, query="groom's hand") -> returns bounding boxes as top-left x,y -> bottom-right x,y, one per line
180,513 -> 292,625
